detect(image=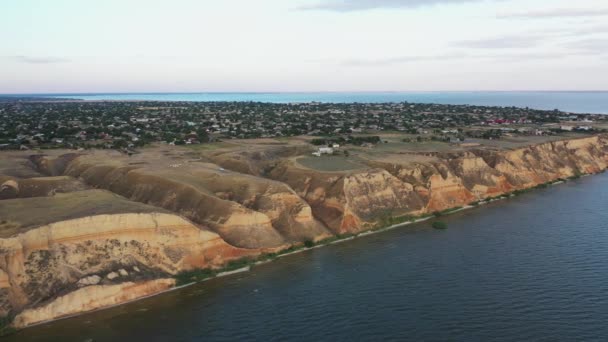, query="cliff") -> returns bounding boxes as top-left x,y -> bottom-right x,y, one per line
1,134 -> 607,330
0,191 -> 253,328
268,135 -> 608,231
